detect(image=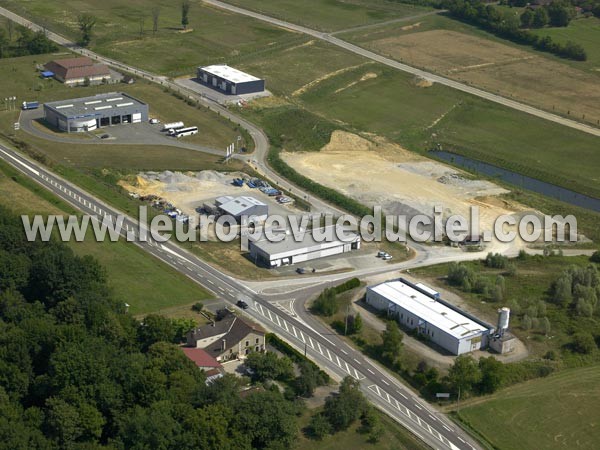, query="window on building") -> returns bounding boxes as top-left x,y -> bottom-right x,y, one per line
256,338 -> 259,344
245,340 -> 249,347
